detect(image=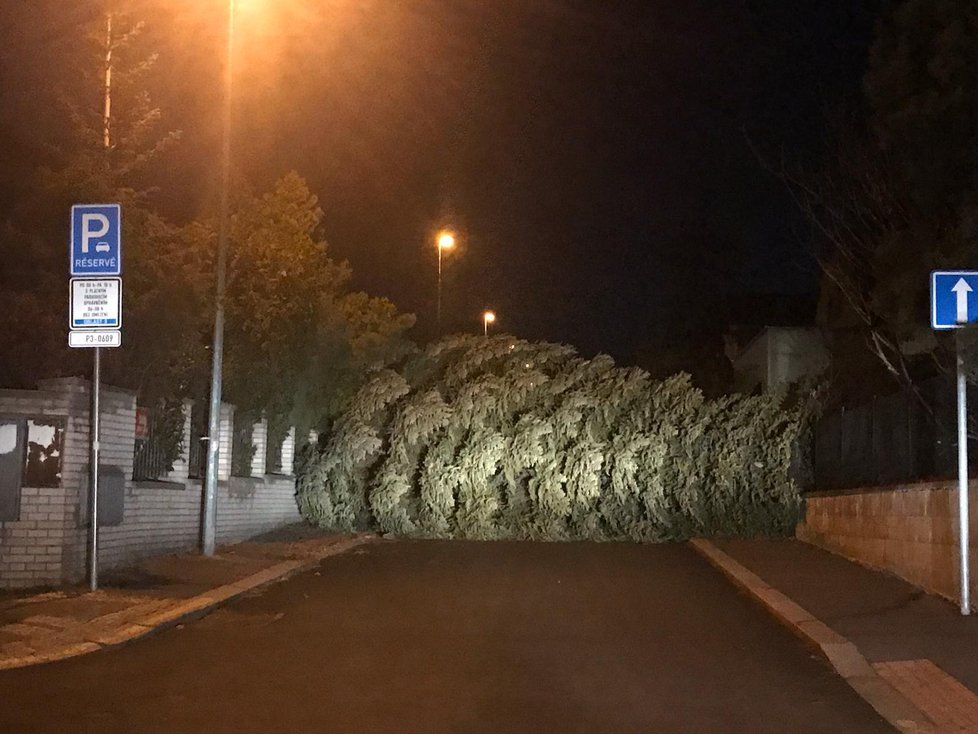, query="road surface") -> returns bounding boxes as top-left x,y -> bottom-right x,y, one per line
0,540 -> 891,733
